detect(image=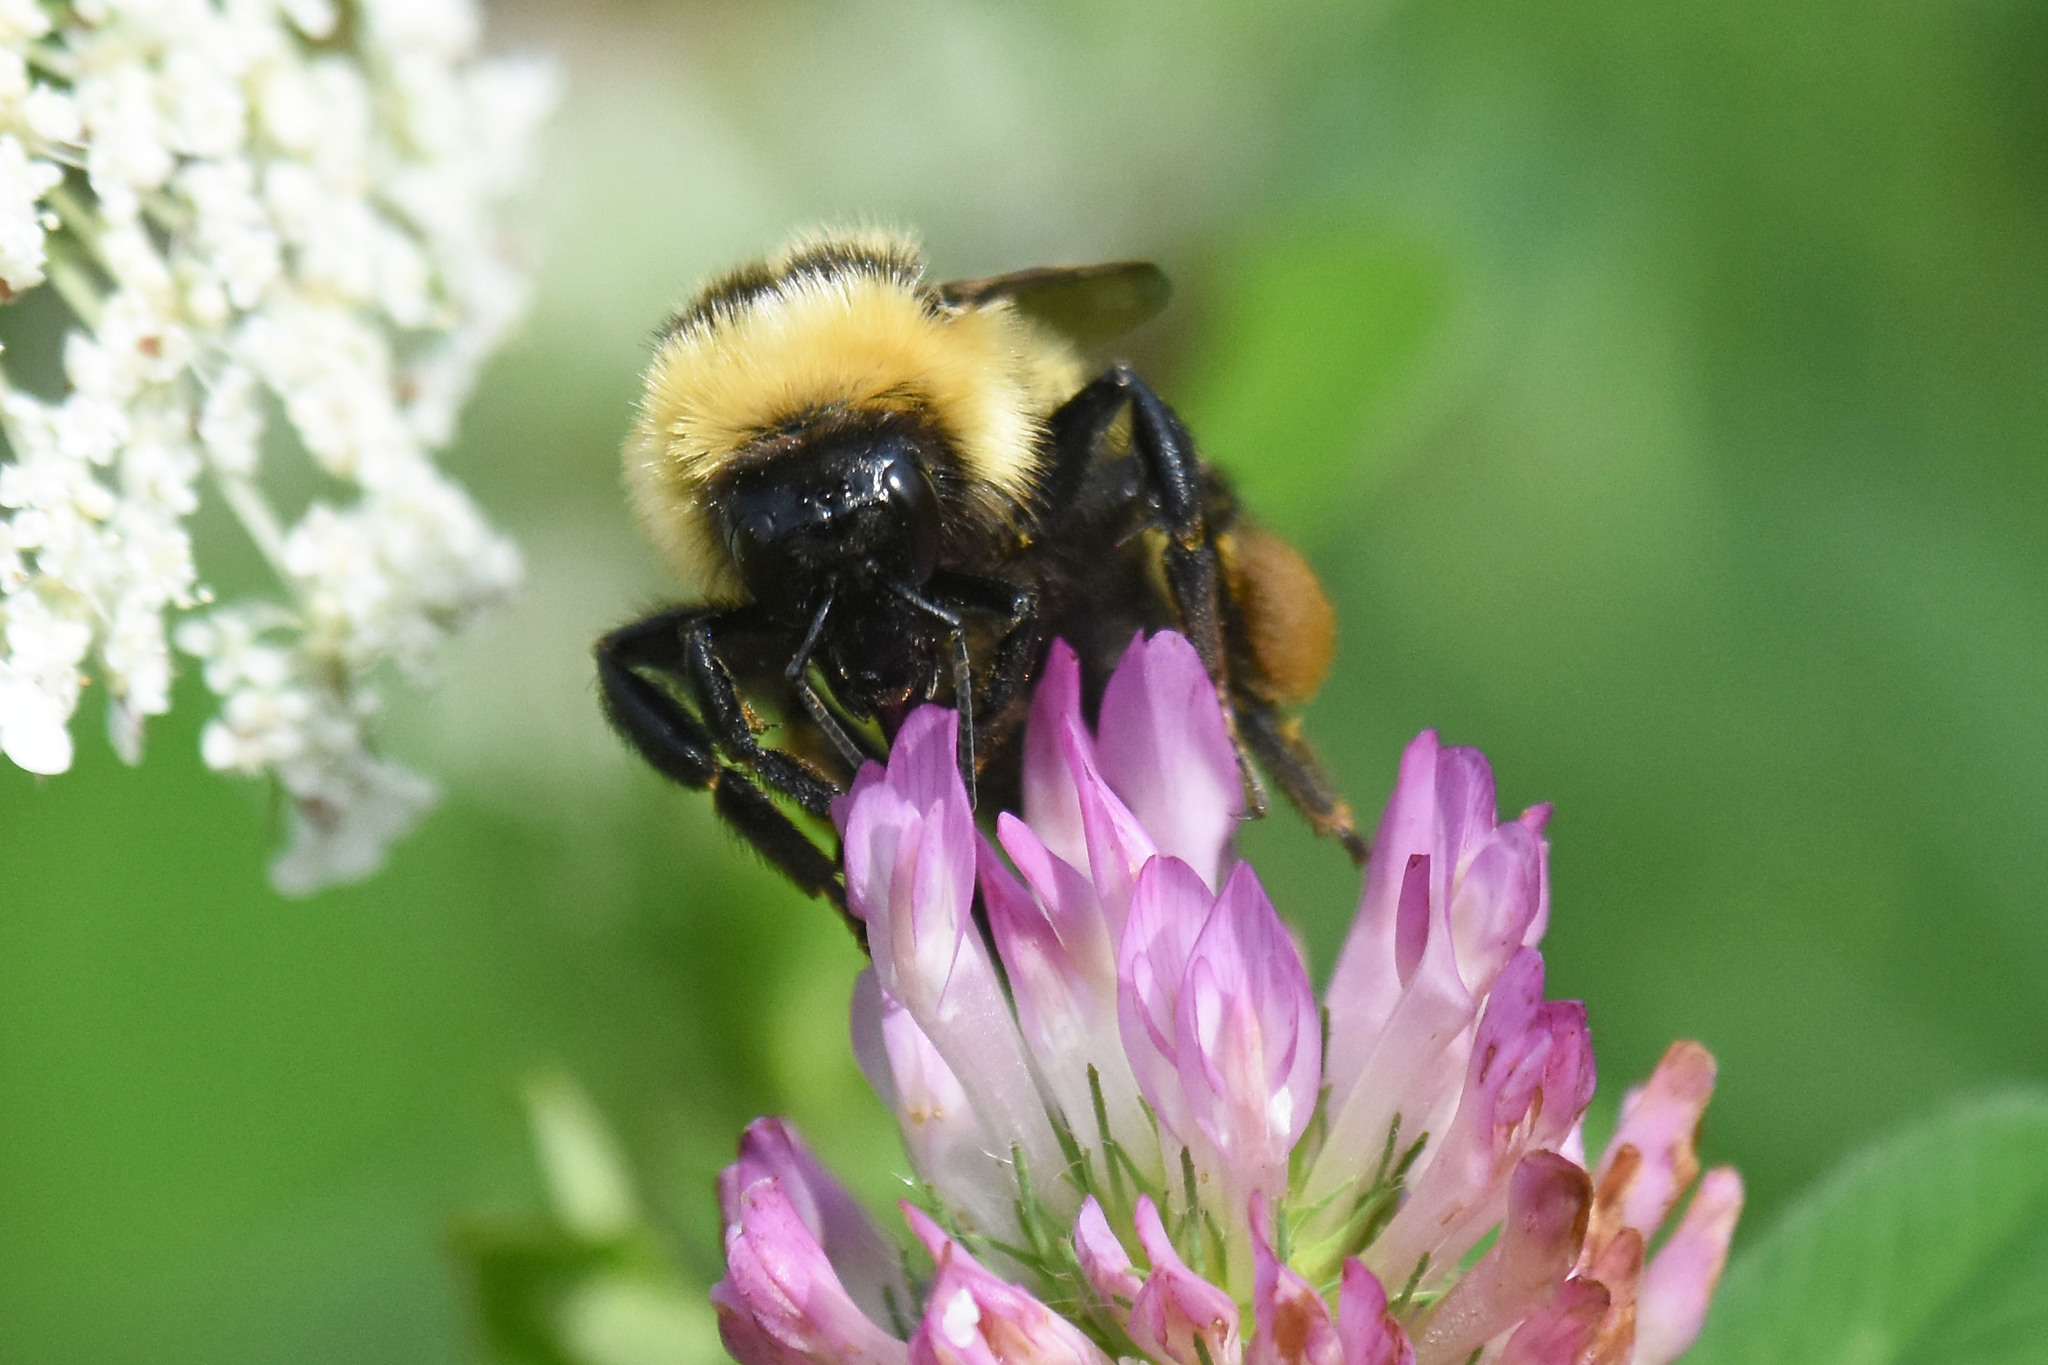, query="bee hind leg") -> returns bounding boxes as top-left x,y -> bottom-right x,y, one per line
595,609 -> 854,926
1233,698 -> 1369,863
